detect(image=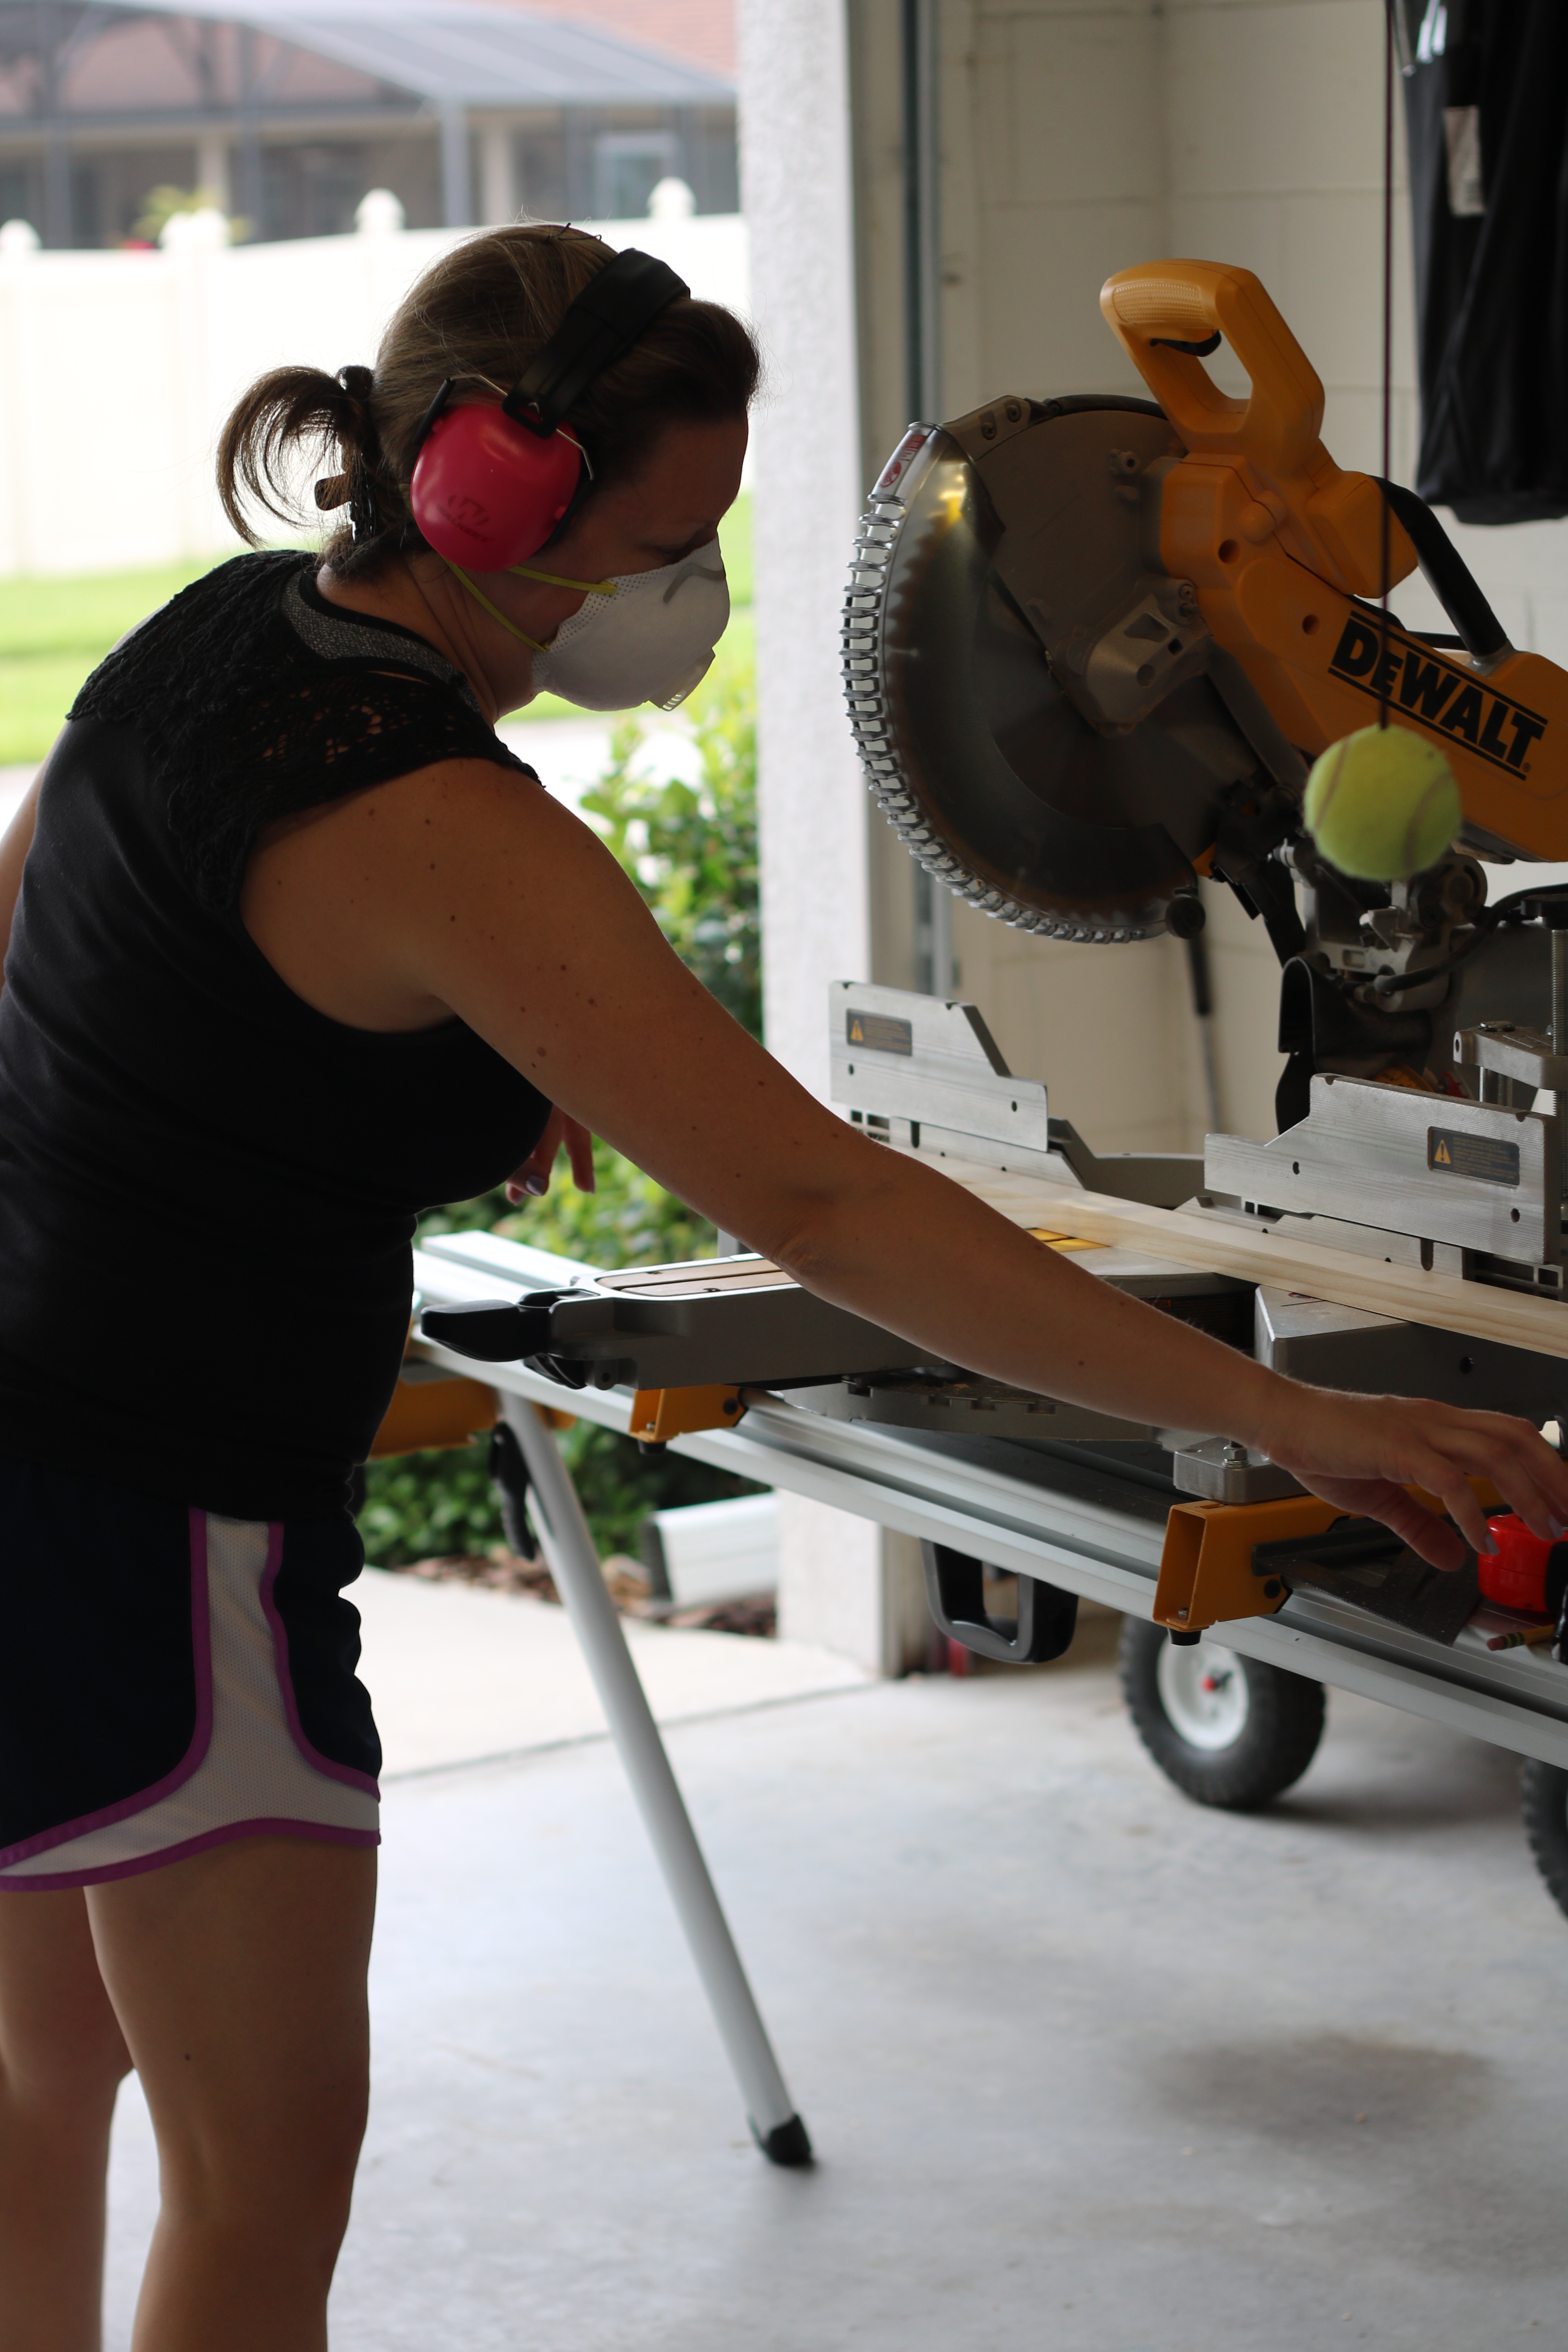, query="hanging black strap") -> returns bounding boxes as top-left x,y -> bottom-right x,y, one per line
502,248 -> 689,437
